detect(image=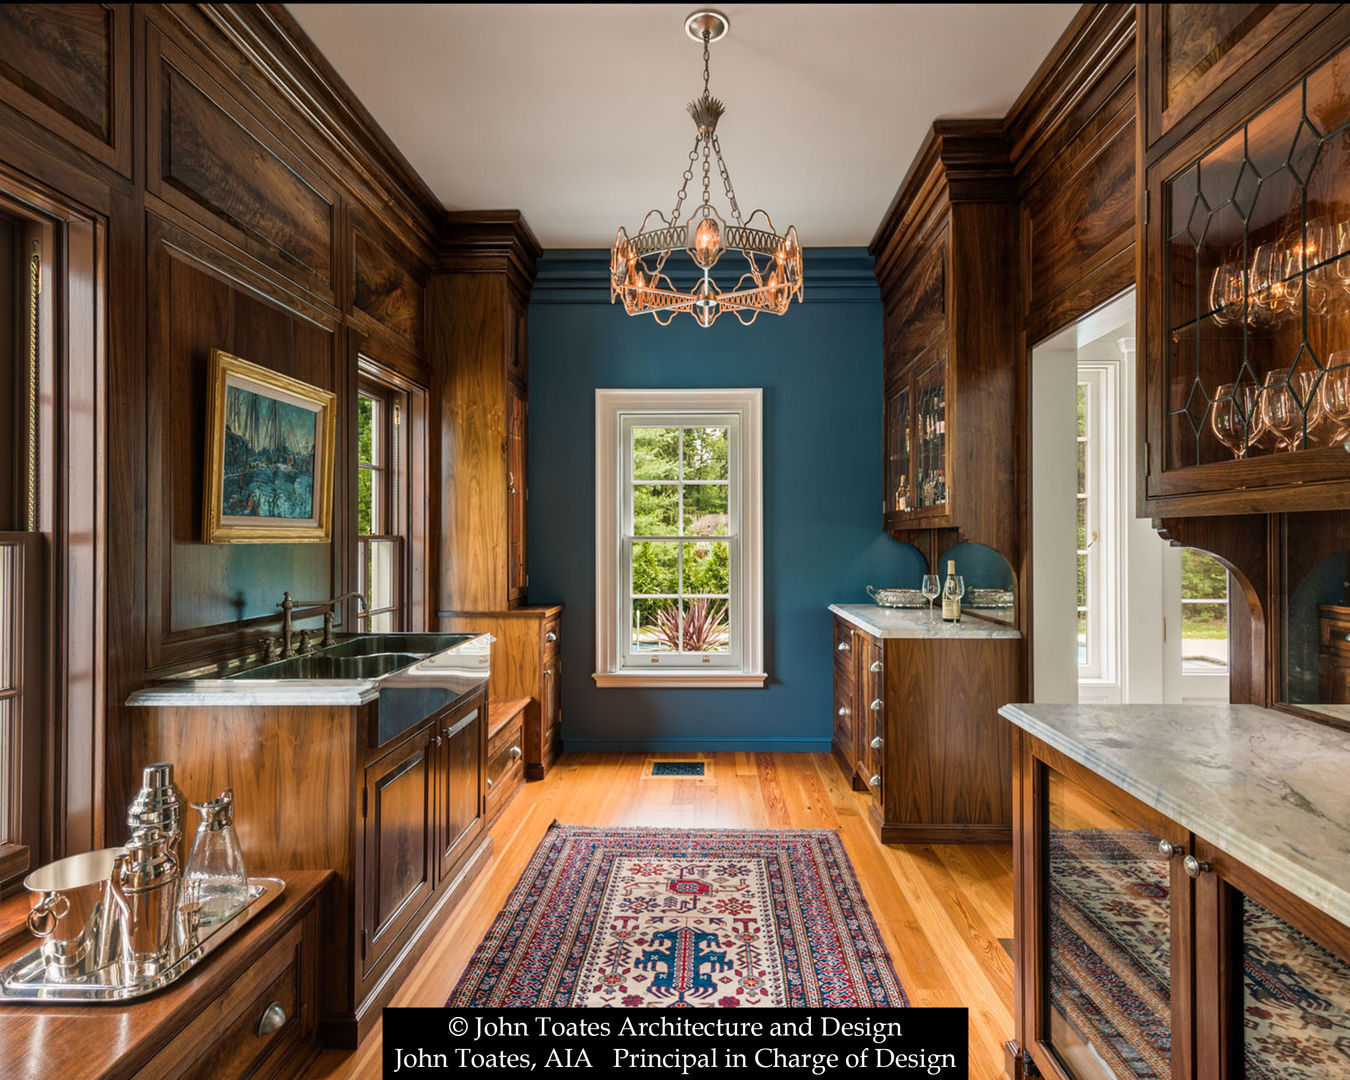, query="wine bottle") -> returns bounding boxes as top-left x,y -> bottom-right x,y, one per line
942,559 -> 961,622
